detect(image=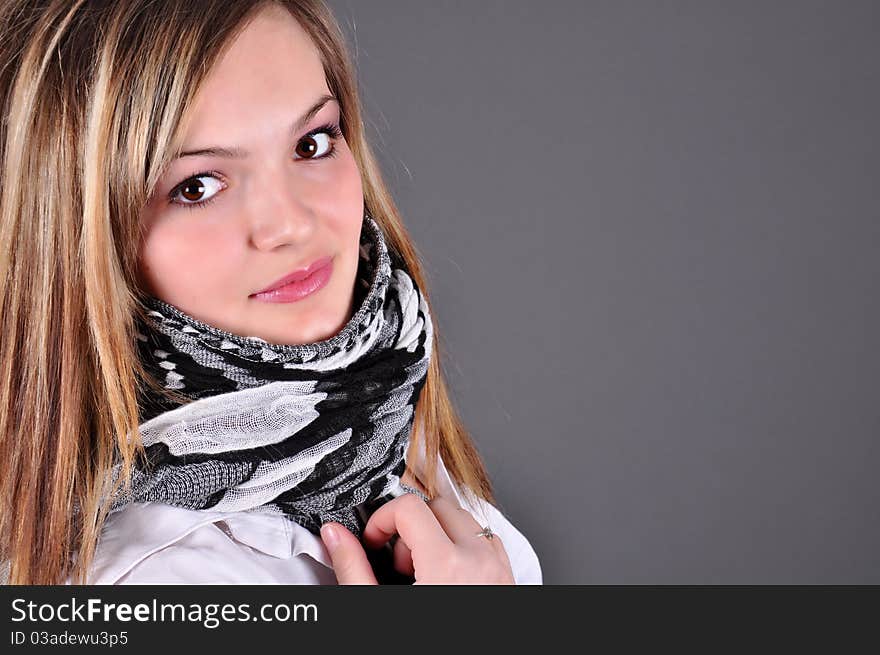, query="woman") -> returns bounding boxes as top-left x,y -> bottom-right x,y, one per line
0,0 -> 541,585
